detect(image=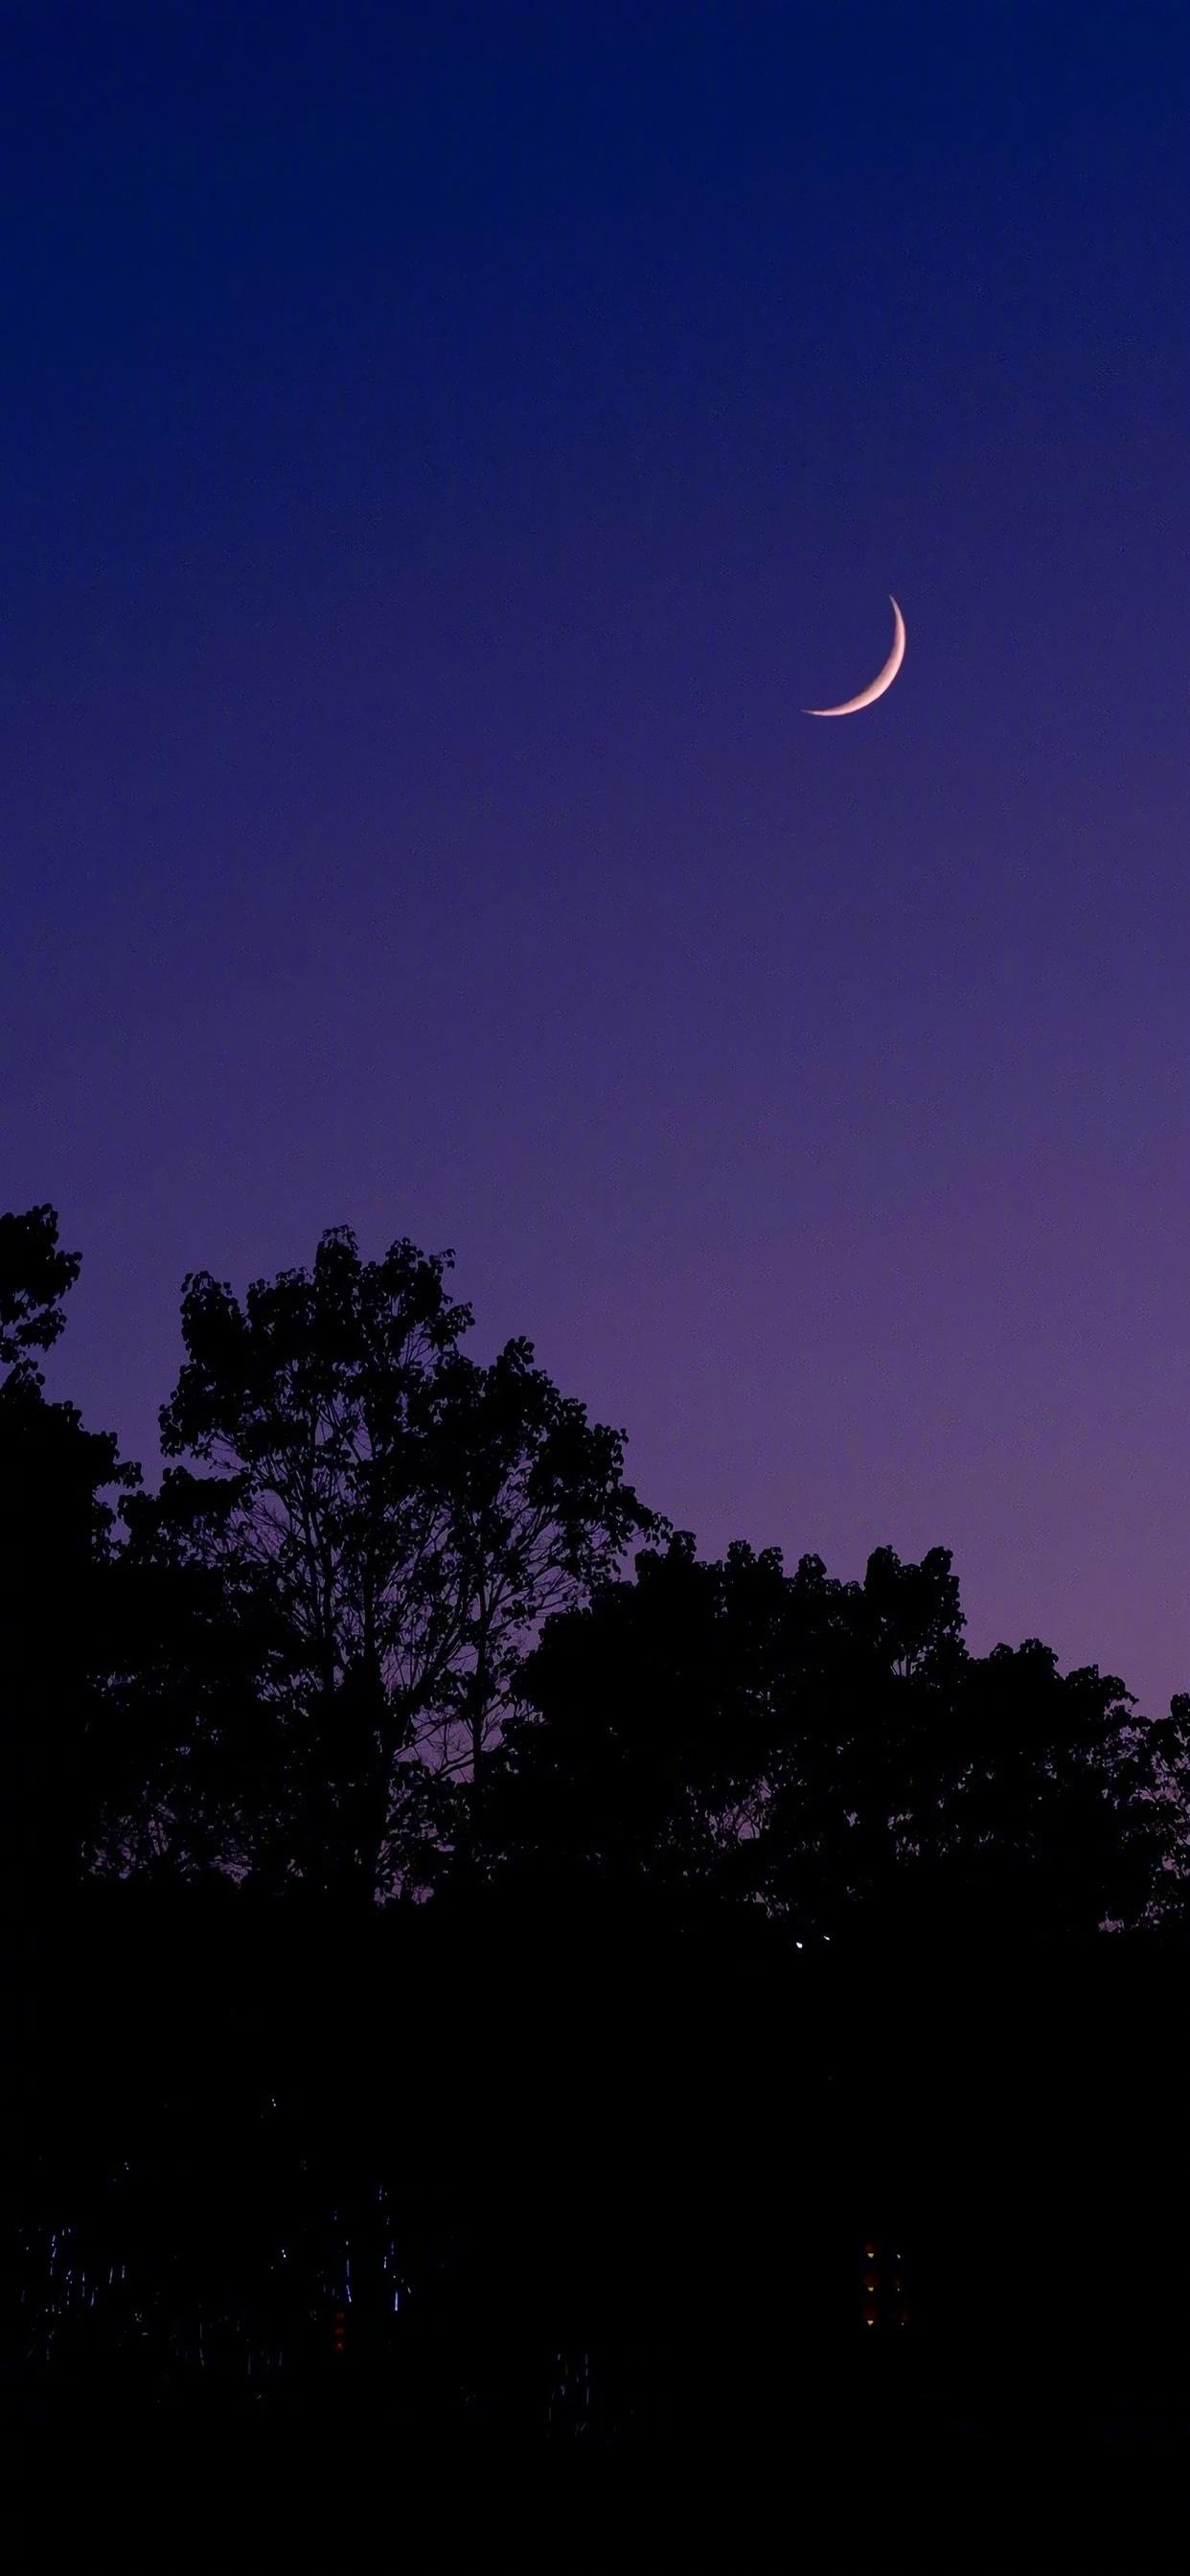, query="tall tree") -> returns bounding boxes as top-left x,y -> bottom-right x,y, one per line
0,1207 -> 139,1903
1142,1691 -> 1190,1929
148,1225 -> 658,1897
485,1533 -> 792,1899
491,1532 -> 1179,1939
103,1468 -> 300,1882
0,1203 -> 81,1381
